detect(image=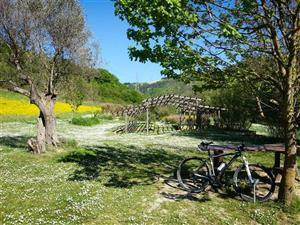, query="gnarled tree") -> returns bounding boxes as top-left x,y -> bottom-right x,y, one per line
115,0 -> 299,205
0,0 -> 94,153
